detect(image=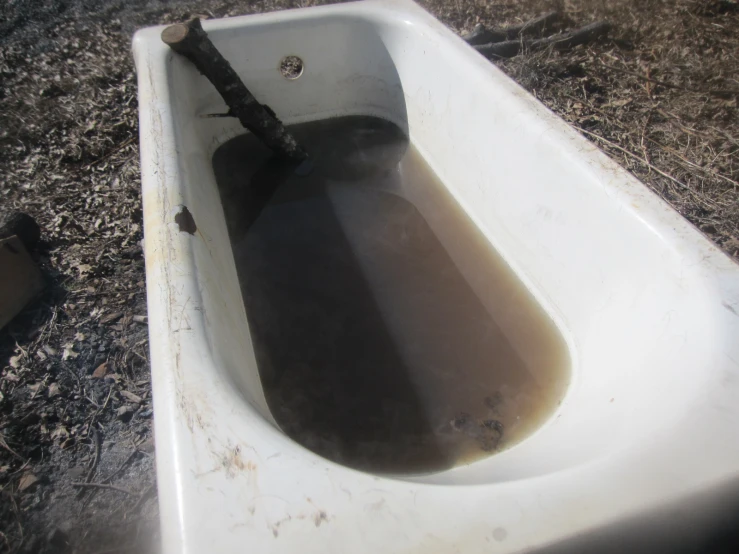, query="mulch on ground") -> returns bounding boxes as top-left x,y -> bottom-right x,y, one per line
1,0 -> 737,552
